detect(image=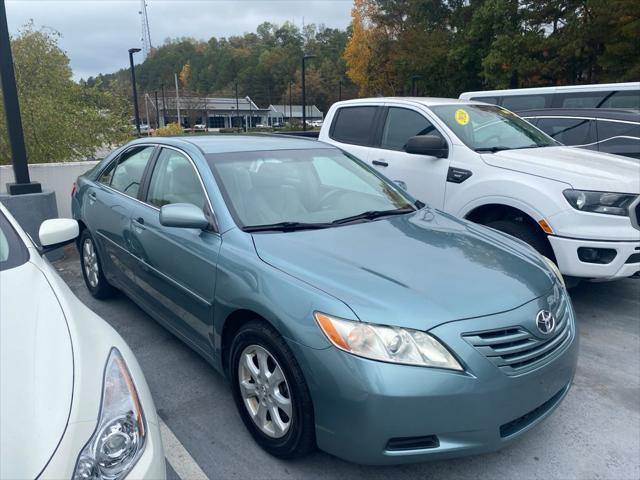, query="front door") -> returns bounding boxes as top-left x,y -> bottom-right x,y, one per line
129,147 -> 221,352
367,106 -> 450,208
